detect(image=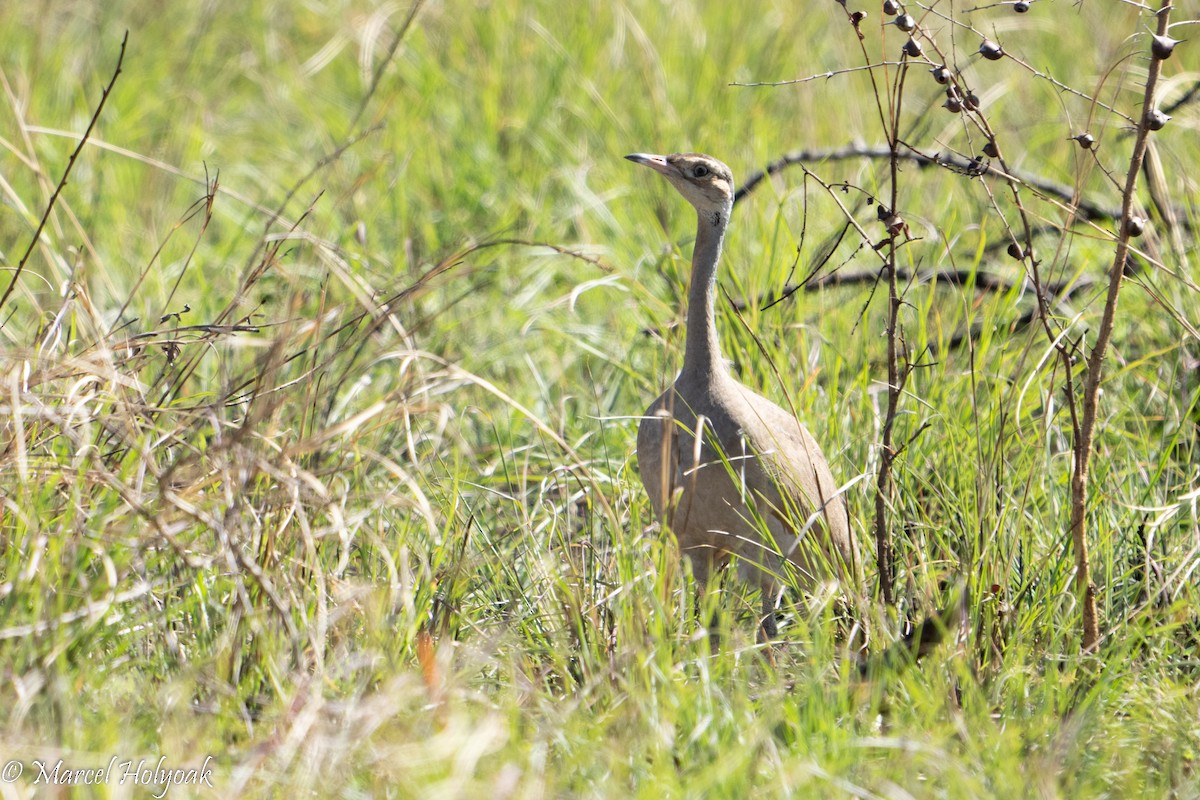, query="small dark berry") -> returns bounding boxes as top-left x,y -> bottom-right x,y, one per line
931,65 -> 951,84
983,140 -> 999,158
979,39 -> 1004,60
876,204 -> 891,221
1151,34 -> 1180,60
1070,132 -> 1095,150
883,0 -> 900,15
943,97 -> 963,113
964,91 -> 980,111
895,13 -> 916,31
1007,242 -> 1023,260
1013,1 -> 1030,11
1146,109 -> 1170,131
1124,216 -> 1146,237
903,37 -> 923,57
